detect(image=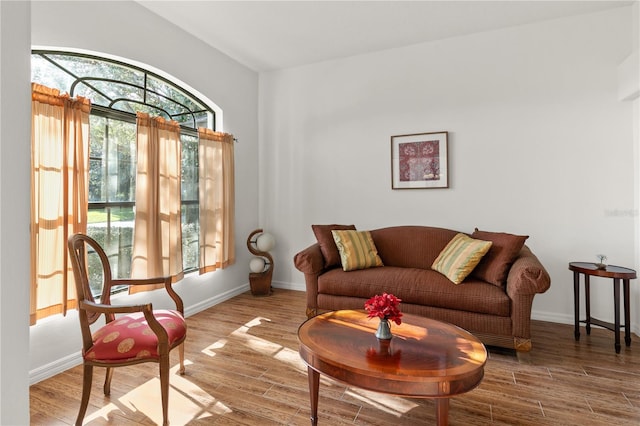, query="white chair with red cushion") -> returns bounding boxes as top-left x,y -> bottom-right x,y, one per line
67,233 -> 186,426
